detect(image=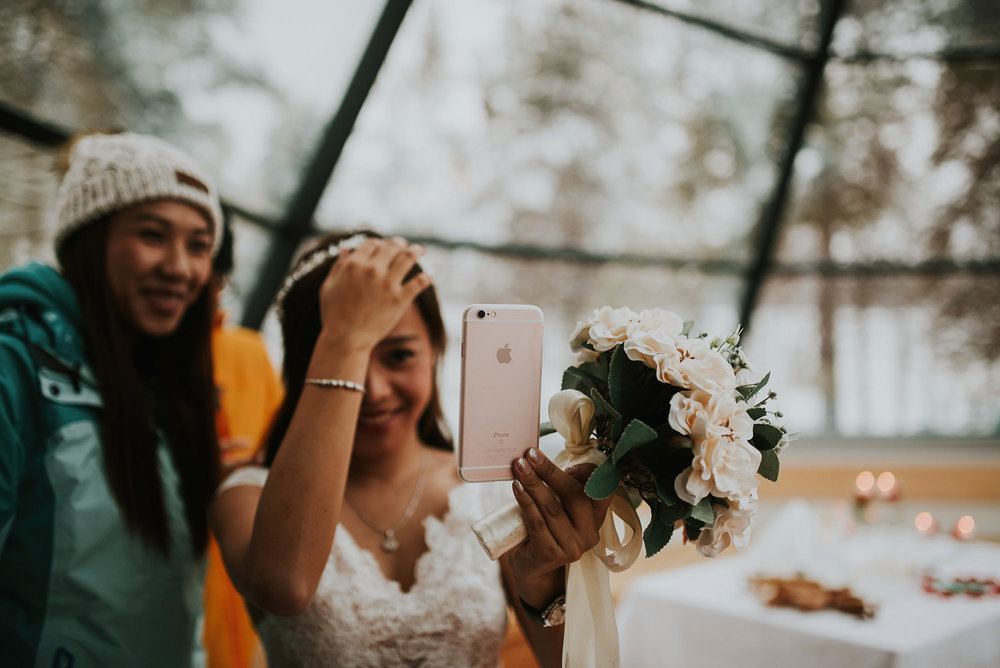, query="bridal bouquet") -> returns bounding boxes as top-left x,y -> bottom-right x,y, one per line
471,306 -> 788,667
560,306 -> 785,557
